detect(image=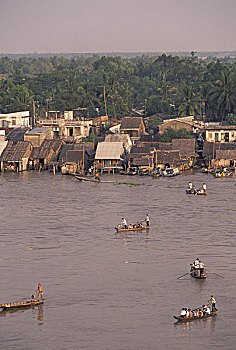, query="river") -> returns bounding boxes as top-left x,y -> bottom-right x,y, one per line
0,171 -> 235,350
